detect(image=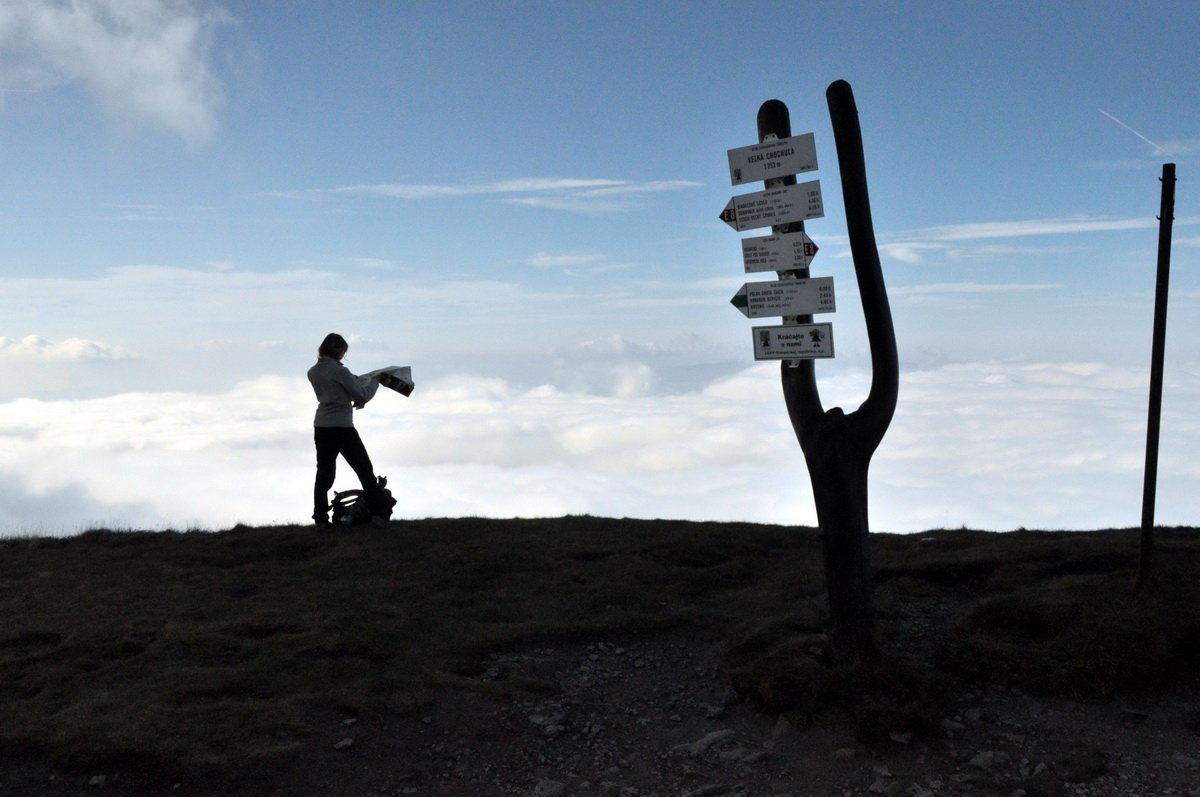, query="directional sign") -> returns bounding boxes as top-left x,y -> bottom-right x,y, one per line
727,132 -> 818,186
752,323 -> 834,360
741,231 -> 819,274
720,180 -> 823,232
731,276 -> 835,319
